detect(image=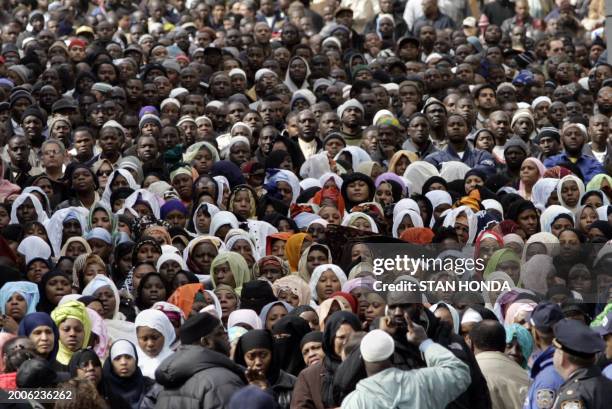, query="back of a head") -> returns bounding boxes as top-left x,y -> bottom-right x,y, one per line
229,385 -> 279,409
469,319 -> 506,353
